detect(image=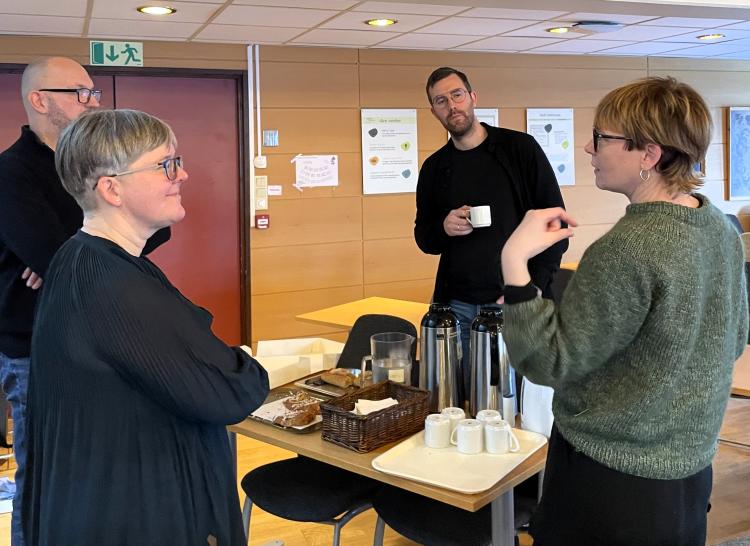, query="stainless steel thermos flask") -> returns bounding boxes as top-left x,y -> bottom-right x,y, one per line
419,303 -> 462,412
469,306 -> 516,420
